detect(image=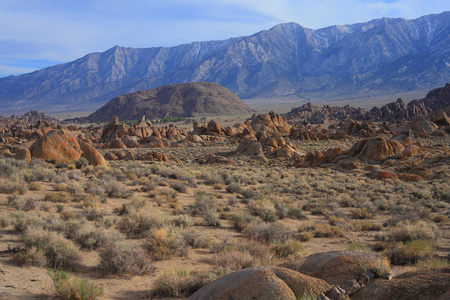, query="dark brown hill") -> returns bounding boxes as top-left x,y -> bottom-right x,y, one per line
86,82 -> 253,122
